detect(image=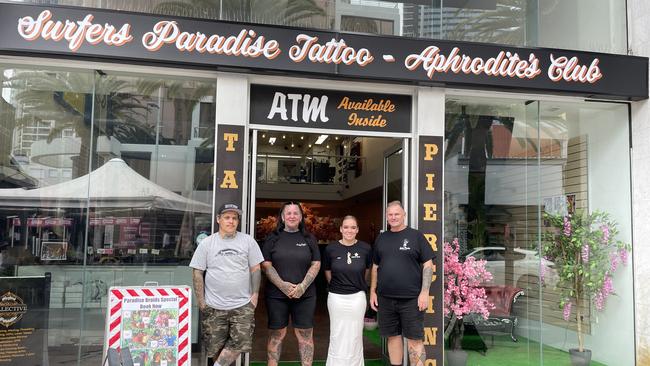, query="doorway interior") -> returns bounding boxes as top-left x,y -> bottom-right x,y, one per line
247,130 -> 407,363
